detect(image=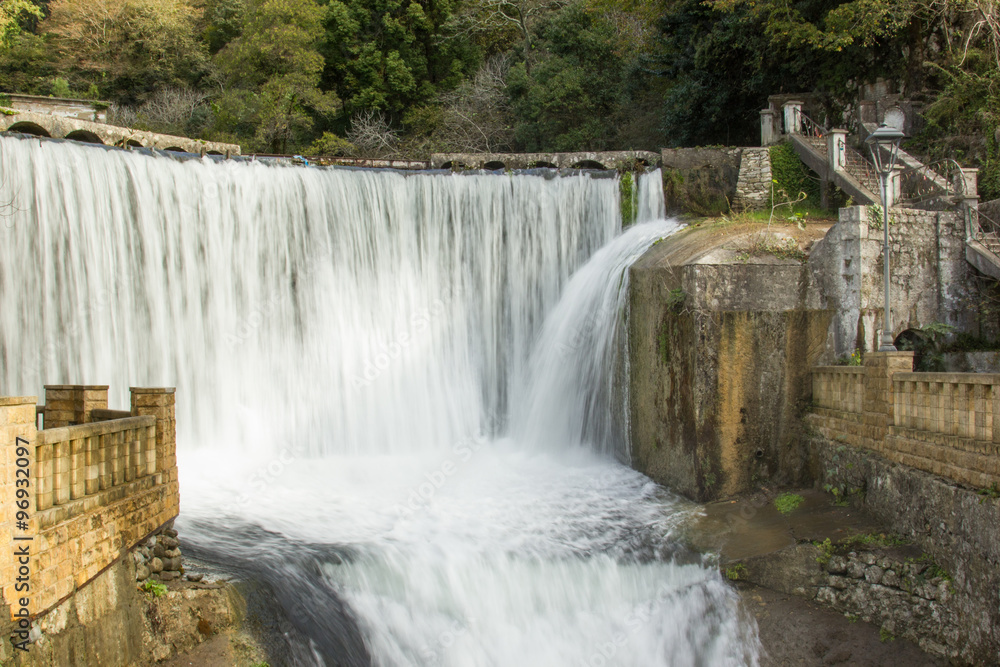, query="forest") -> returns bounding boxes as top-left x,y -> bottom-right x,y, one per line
0,0 -> 998,198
